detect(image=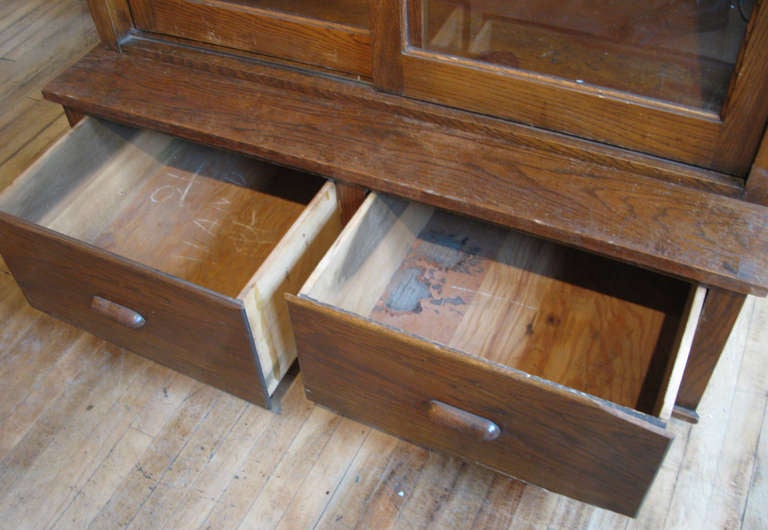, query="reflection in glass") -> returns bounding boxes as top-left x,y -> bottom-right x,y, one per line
412,1 -> 752,110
